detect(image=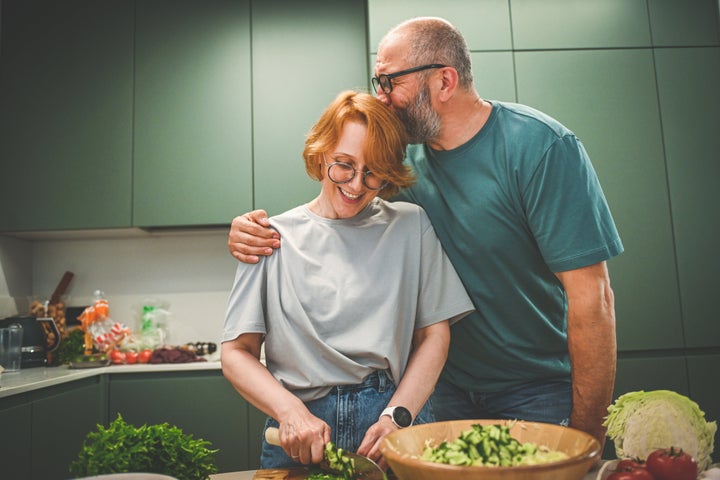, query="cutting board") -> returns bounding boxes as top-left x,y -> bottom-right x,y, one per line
252,468 -> 312,479
252,468 -> 396,479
